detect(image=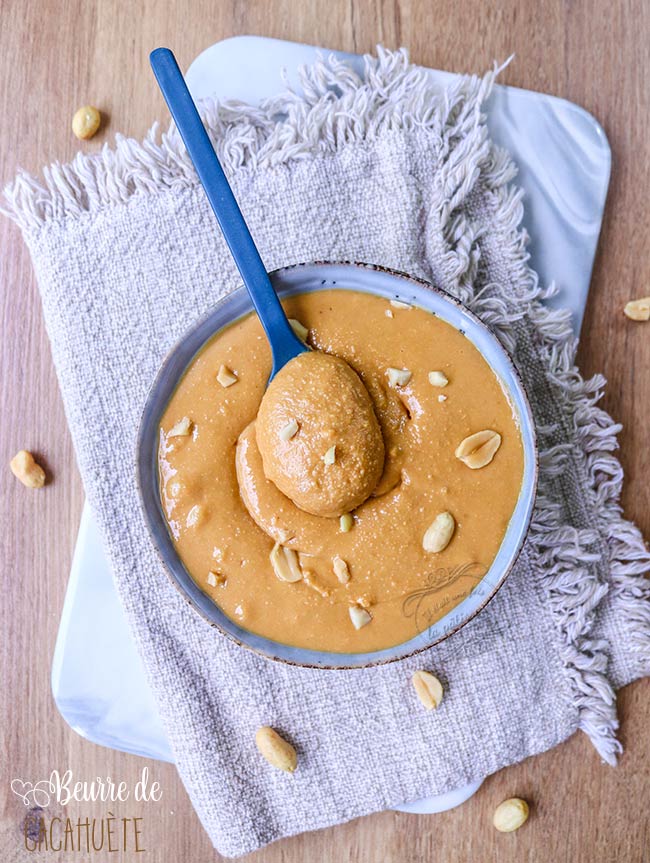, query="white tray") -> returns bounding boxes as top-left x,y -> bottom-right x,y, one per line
51,36 -> 611,814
